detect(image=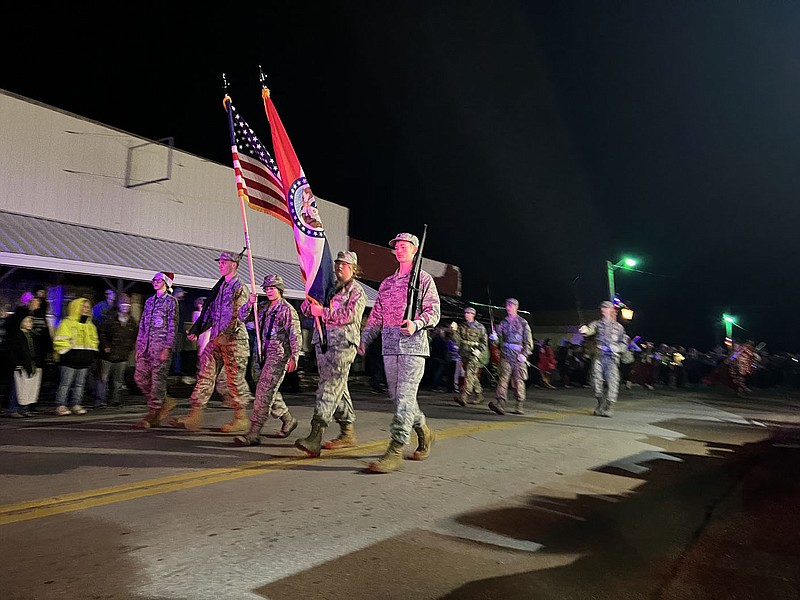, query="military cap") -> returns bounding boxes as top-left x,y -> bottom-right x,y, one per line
335,250 -> 358,265
464,307 -> 476,315
505,298 -> 519,307
389,232 -> 420,248
599,300 -> 616,309
262,274 -> 286,292
217,251 -> 240,264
